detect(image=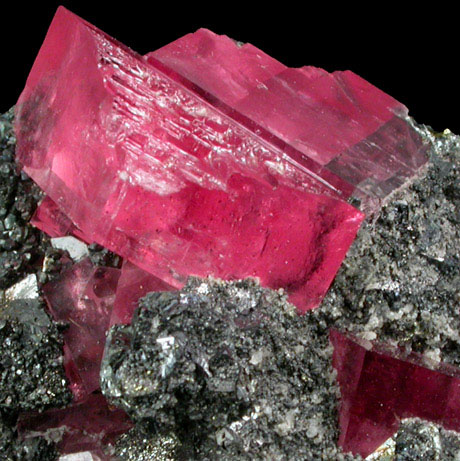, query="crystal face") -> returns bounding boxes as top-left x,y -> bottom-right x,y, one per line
14,6 -> 365,312
17,394 -> 133,460
330,329 -> 460,458
43,258 -> 121,400
110,260 -> 174,327
149,28 -> 429,212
